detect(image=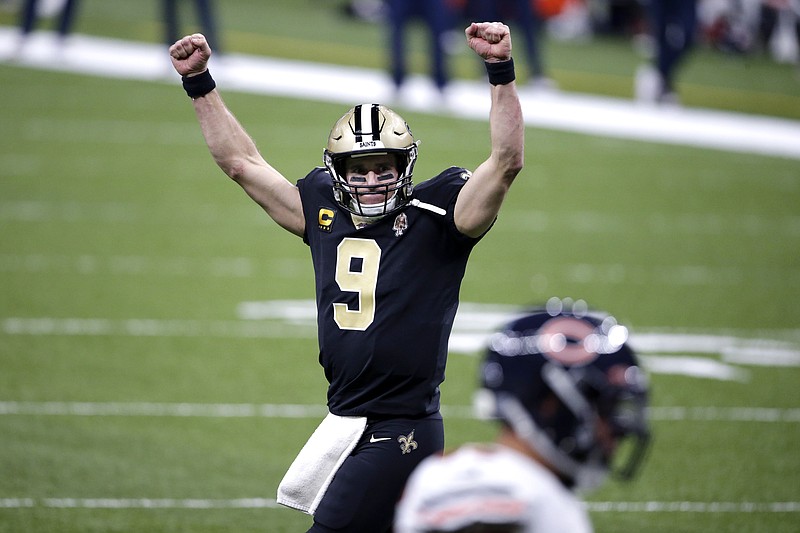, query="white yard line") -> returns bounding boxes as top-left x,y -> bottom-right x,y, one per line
3,252 -> 797,289
4,201 -> 799,241
0,401 -> 798,422
0,401 -> 329,418
0,497 -> 281,509
0,253 -> 259,277
499,210 -> 800,238
3,300 -> 800,382
0,497 -> 797,512
0,317 -> 316,338
584,501 -> 800,513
